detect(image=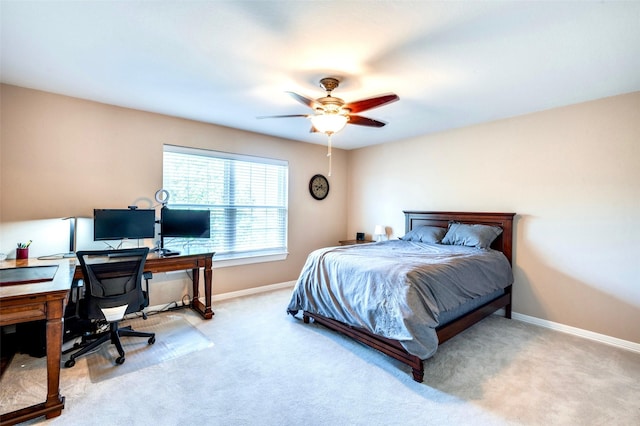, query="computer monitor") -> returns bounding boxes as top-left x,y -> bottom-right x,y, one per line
160,207 -> 211,239
93,209 -> 156,241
